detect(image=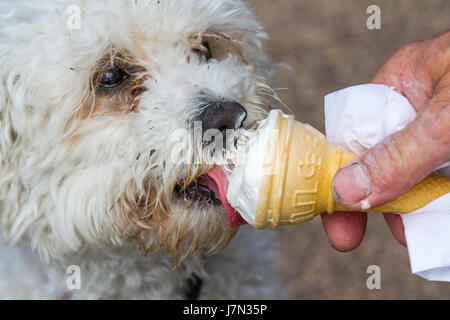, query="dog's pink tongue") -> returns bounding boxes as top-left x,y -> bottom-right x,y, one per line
198,166 -> 247,228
